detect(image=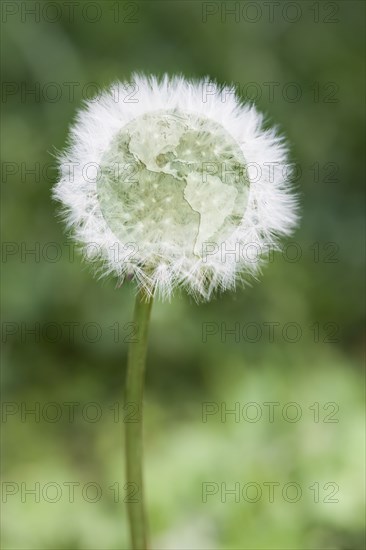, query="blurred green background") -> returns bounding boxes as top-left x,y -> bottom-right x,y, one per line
1,1 -> 365,548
